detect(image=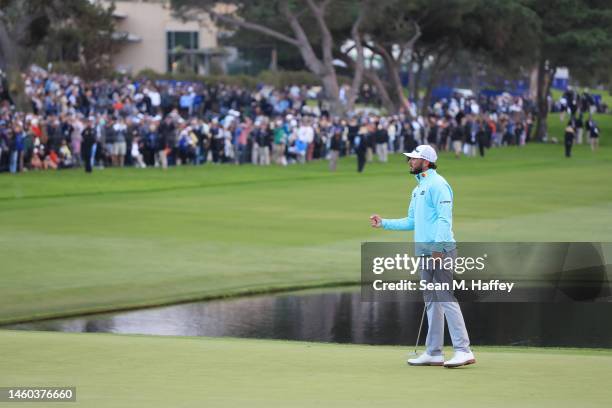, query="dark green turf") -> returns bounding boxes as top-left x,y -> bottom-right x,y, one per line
1,137 -> 611,324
